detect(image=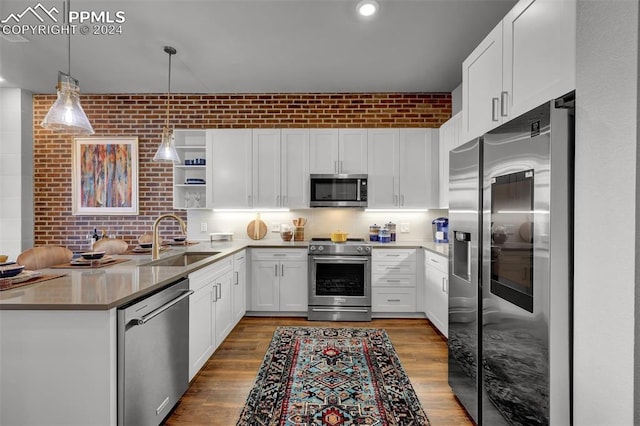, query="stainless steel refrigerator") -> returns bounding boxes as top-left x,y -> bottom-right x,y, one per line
448,94 -> 573,426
